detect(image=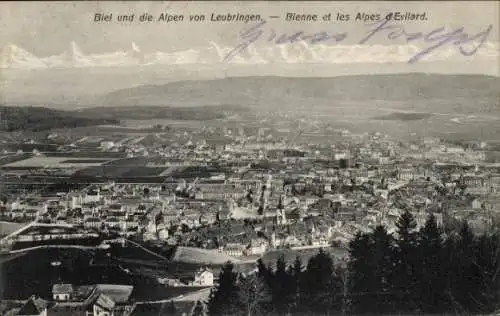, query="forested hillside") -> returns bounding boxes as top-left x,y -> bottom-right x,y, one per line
207,212 -> 500,315
0,106 -> 119,132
